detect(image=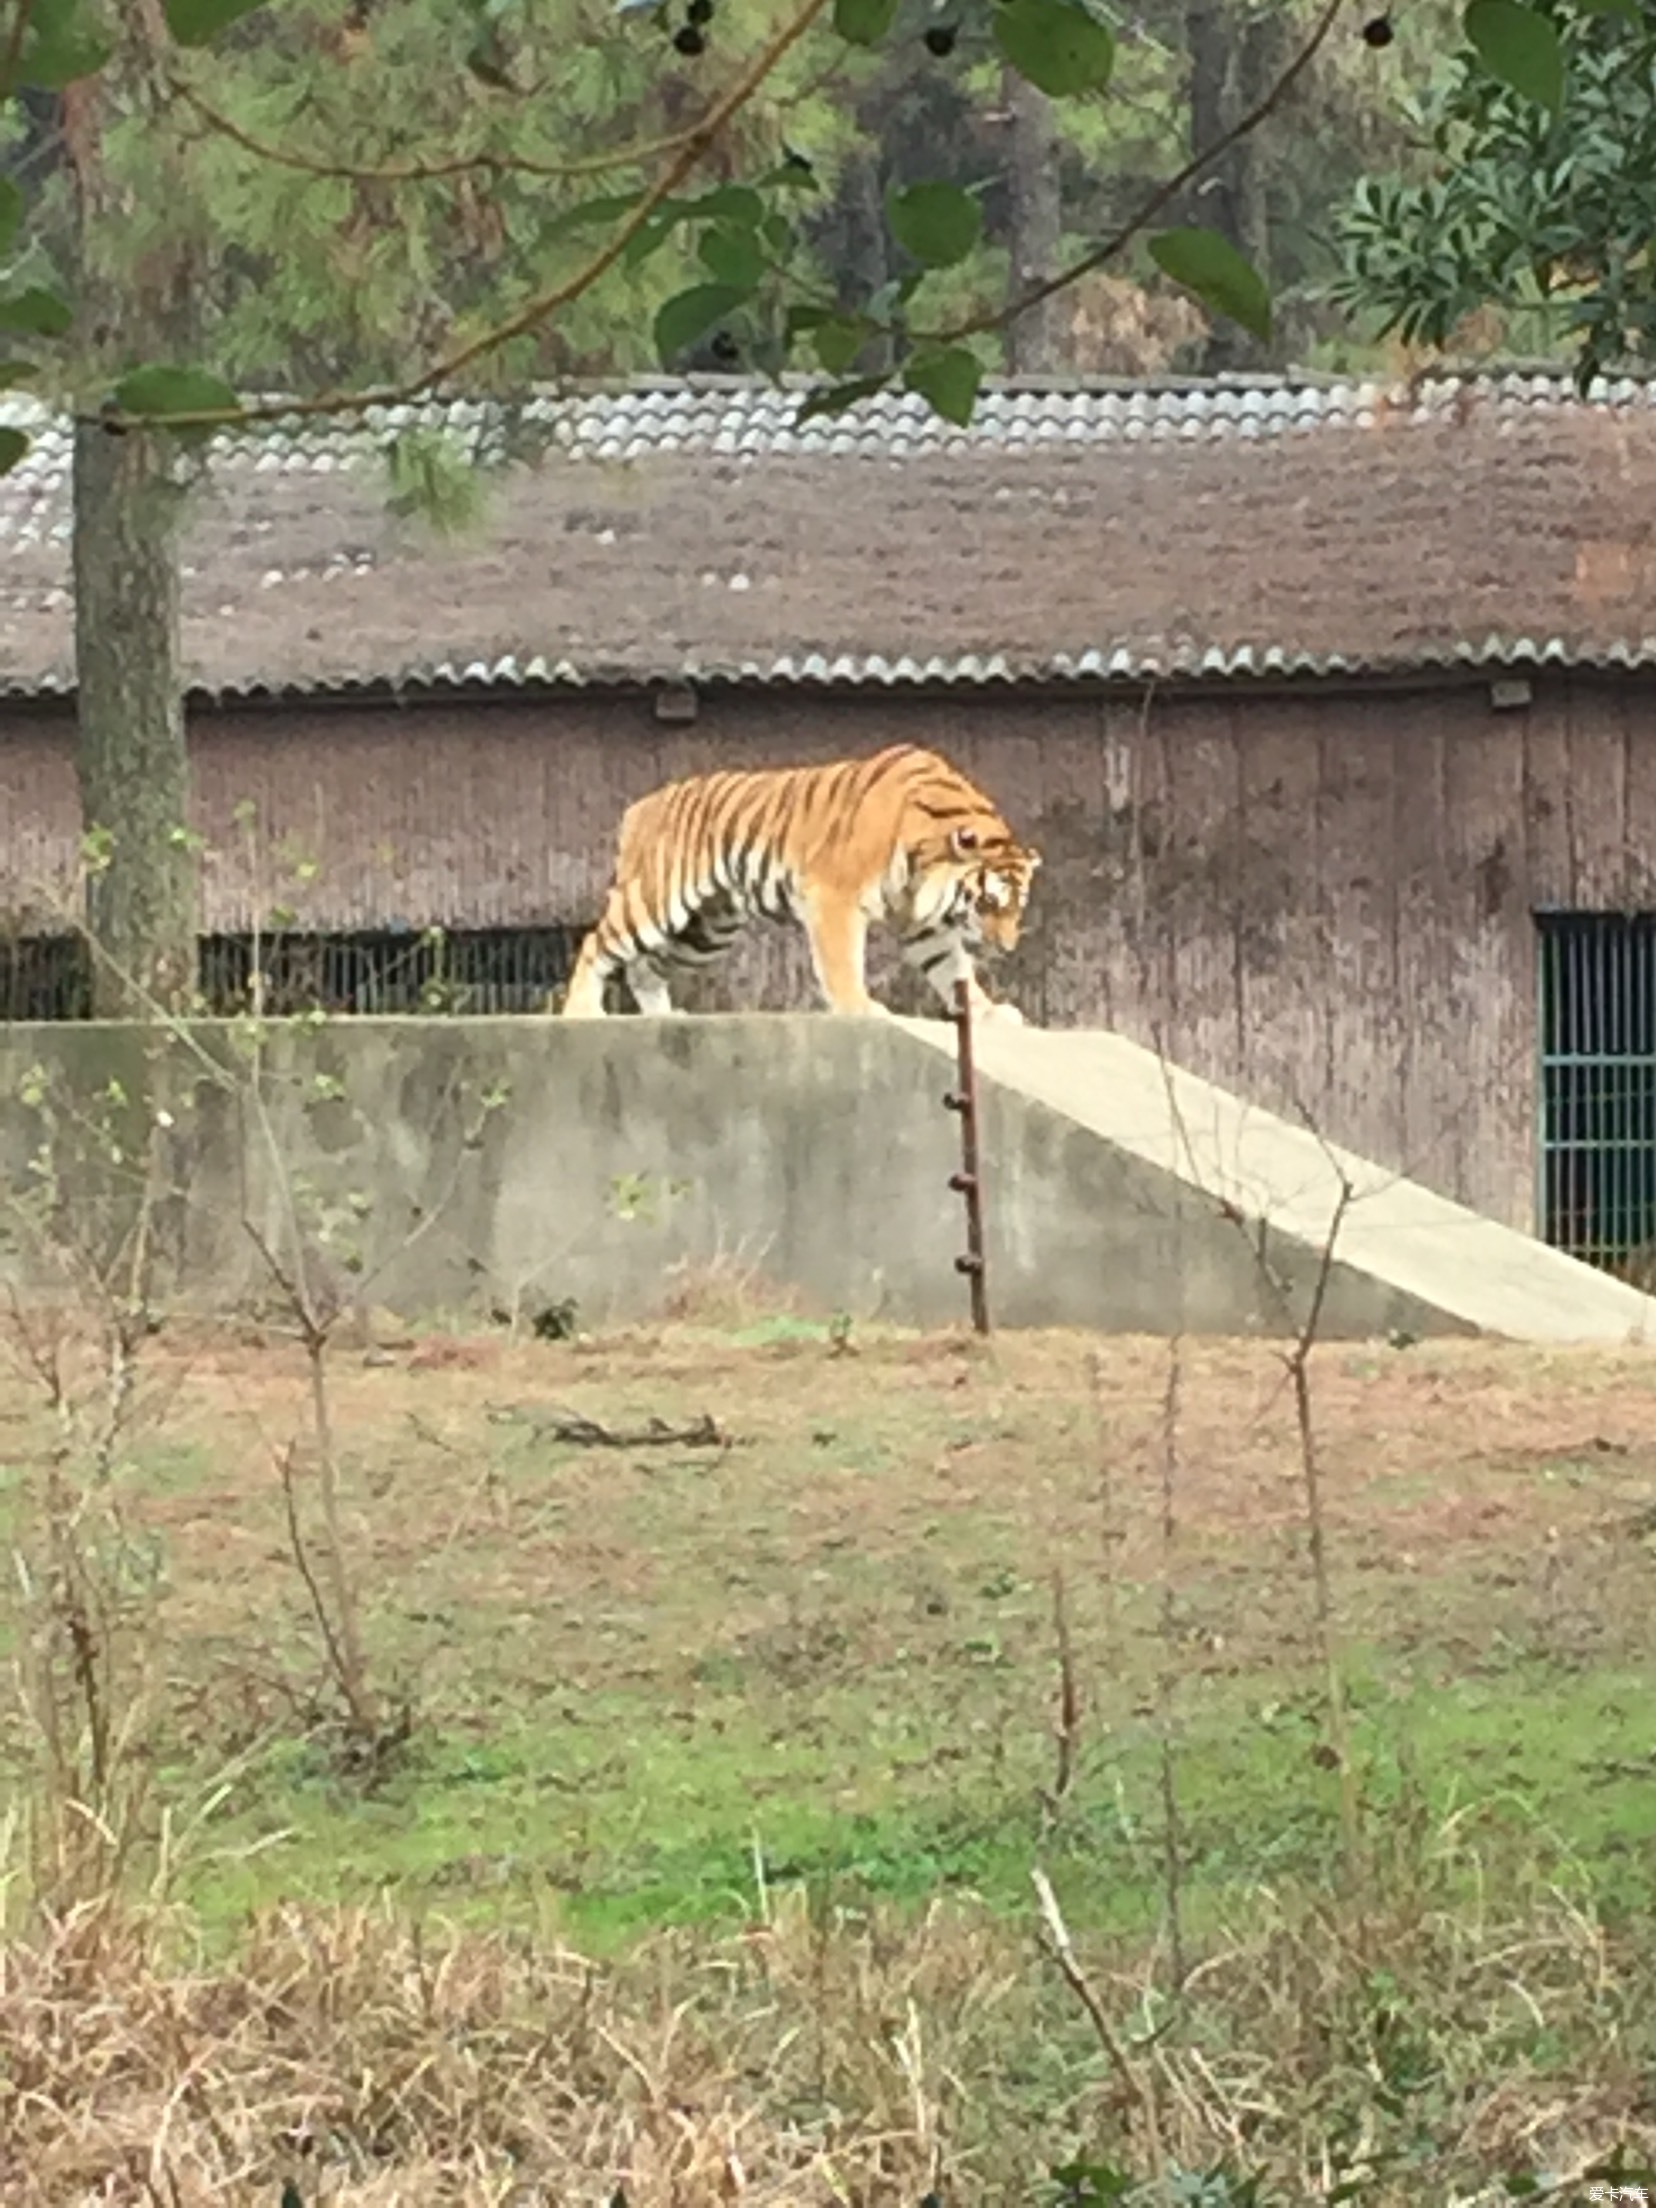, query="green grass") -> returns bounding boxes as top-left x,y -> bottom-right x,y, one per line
8,1323 -> 1656,1953
174,1637 -> 1656,1953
